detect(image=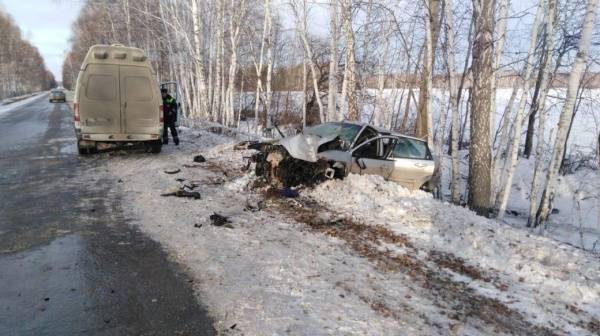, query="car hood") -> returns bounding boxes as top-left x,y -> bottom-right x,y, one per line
279,133 -> 338,162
